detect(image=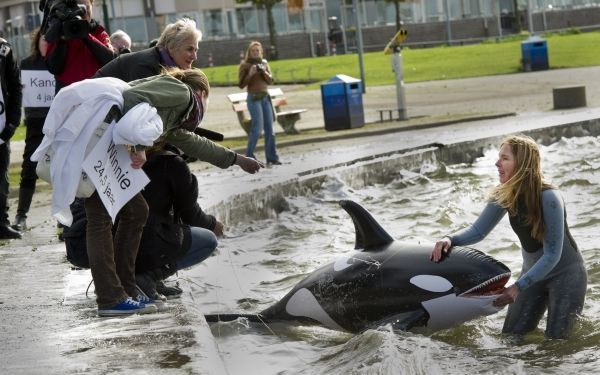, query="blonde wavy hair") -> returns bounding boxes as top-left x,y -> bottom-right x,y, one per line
489,134 -> 553,241
244,41 -> 263,61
